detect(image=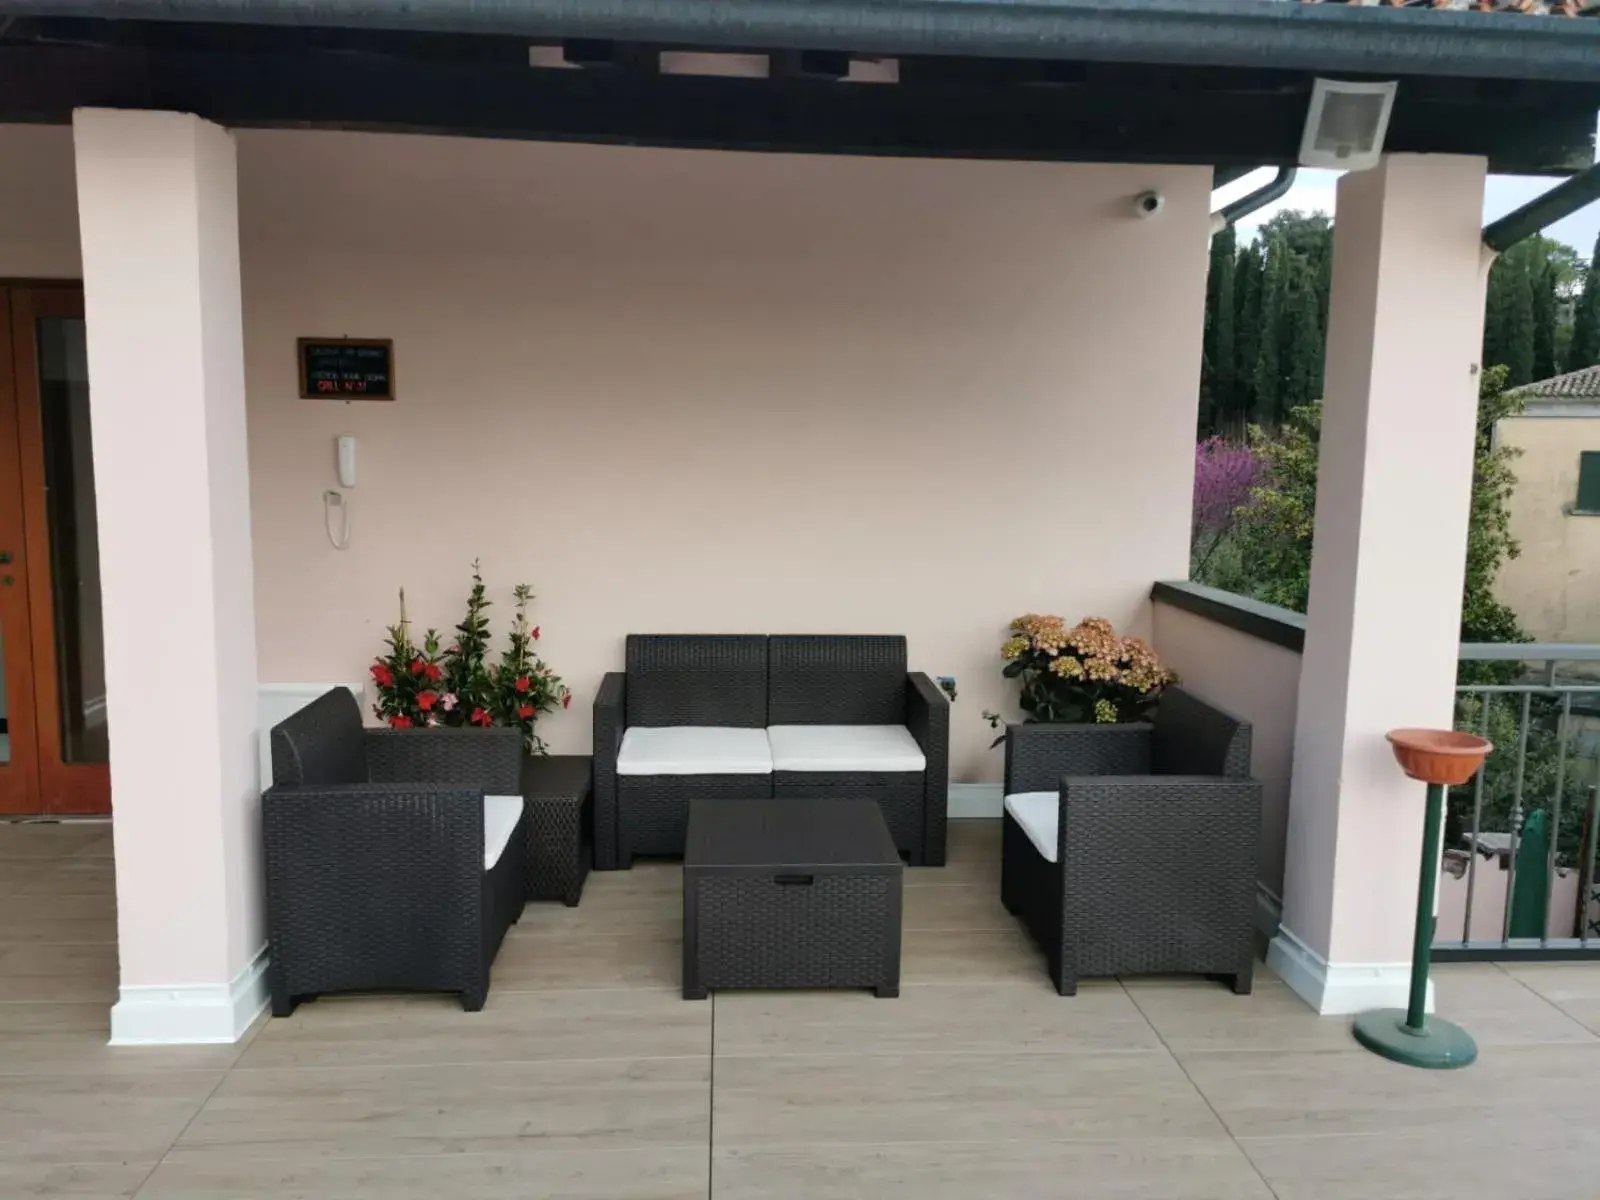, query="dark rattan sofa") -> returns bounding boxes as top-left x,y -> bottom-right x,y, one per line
1000,687 -> 1261,996
263,687 -> 526,1014
593,634 -> 948,870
